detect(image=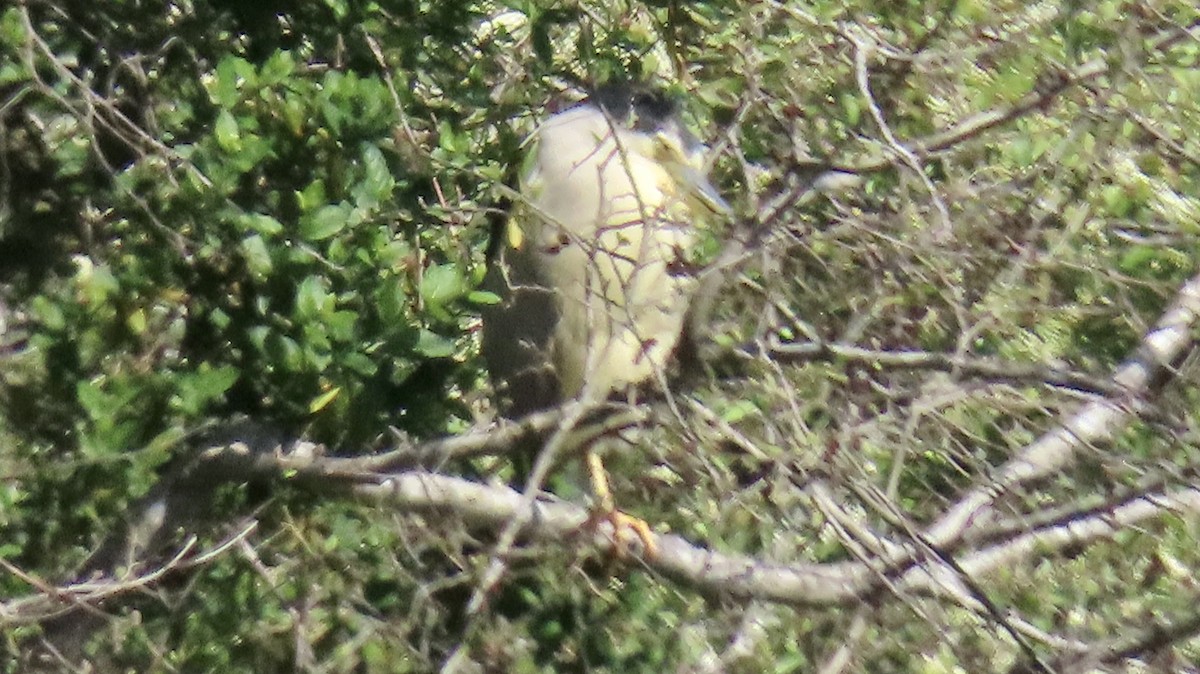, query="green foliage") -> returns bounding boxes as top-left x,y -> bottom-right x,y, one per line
3,0 -> 1200,672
